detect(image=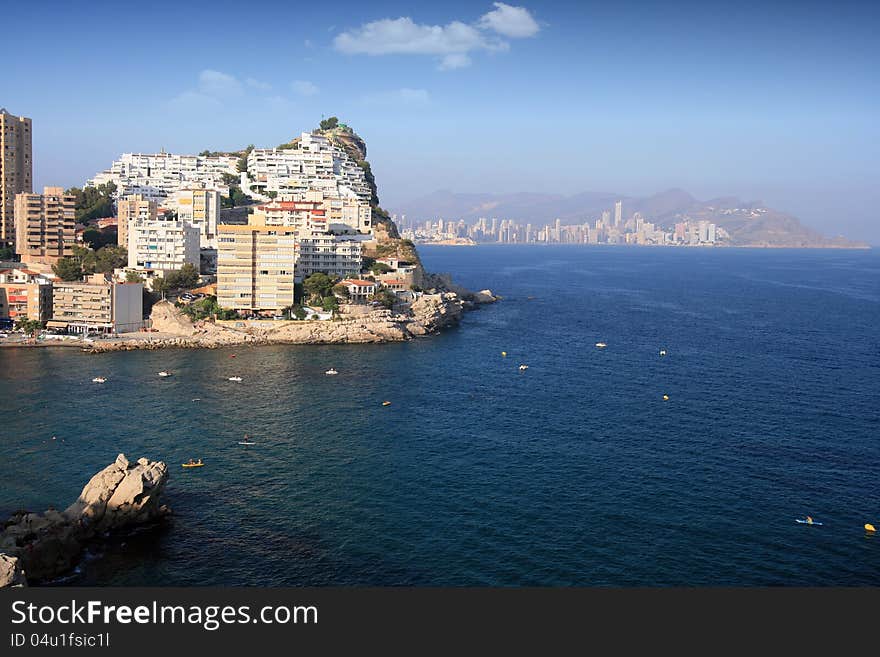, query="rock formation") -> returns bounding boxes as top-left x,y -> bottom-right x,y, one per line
0,554 -> 26,587
0,454 -> 169,586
